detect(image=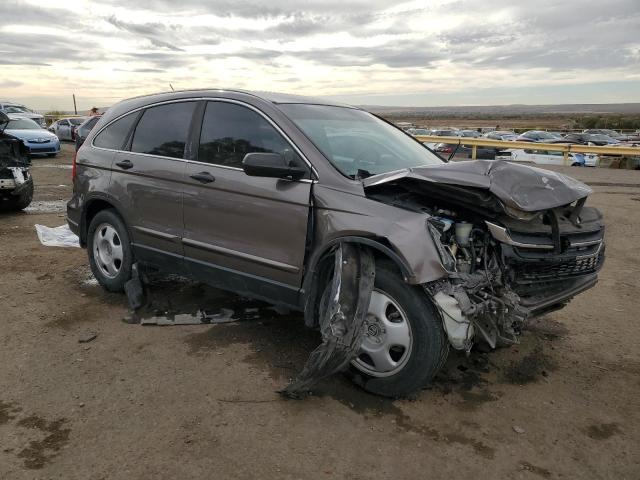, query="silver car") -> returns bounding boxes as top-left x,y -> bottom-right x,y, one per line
49,117 -> 87,141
